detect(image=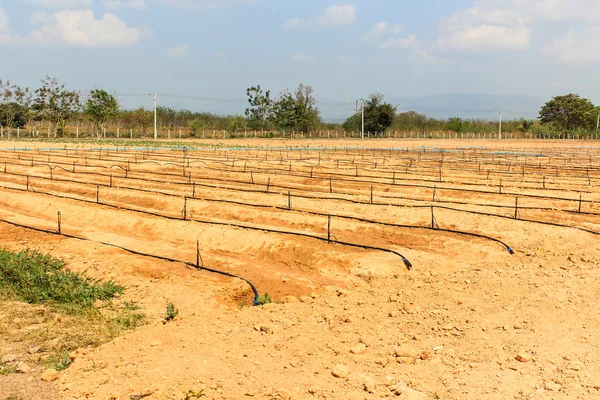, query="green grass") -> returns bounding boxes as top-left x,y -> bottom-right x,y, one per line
0,249 -> 123,313
47,350 -> 72,372
0,249 -> 145,375
0,362 -> 17,375
255,293 -> 275,306
184,389 -> 205,399
165,301 -> 179,322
